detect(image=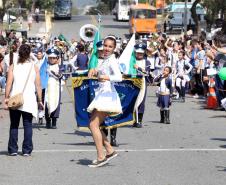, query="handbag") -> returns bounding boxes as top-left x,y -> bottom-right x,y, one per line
8,62 -> 33,110
8,93 -> 24,109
